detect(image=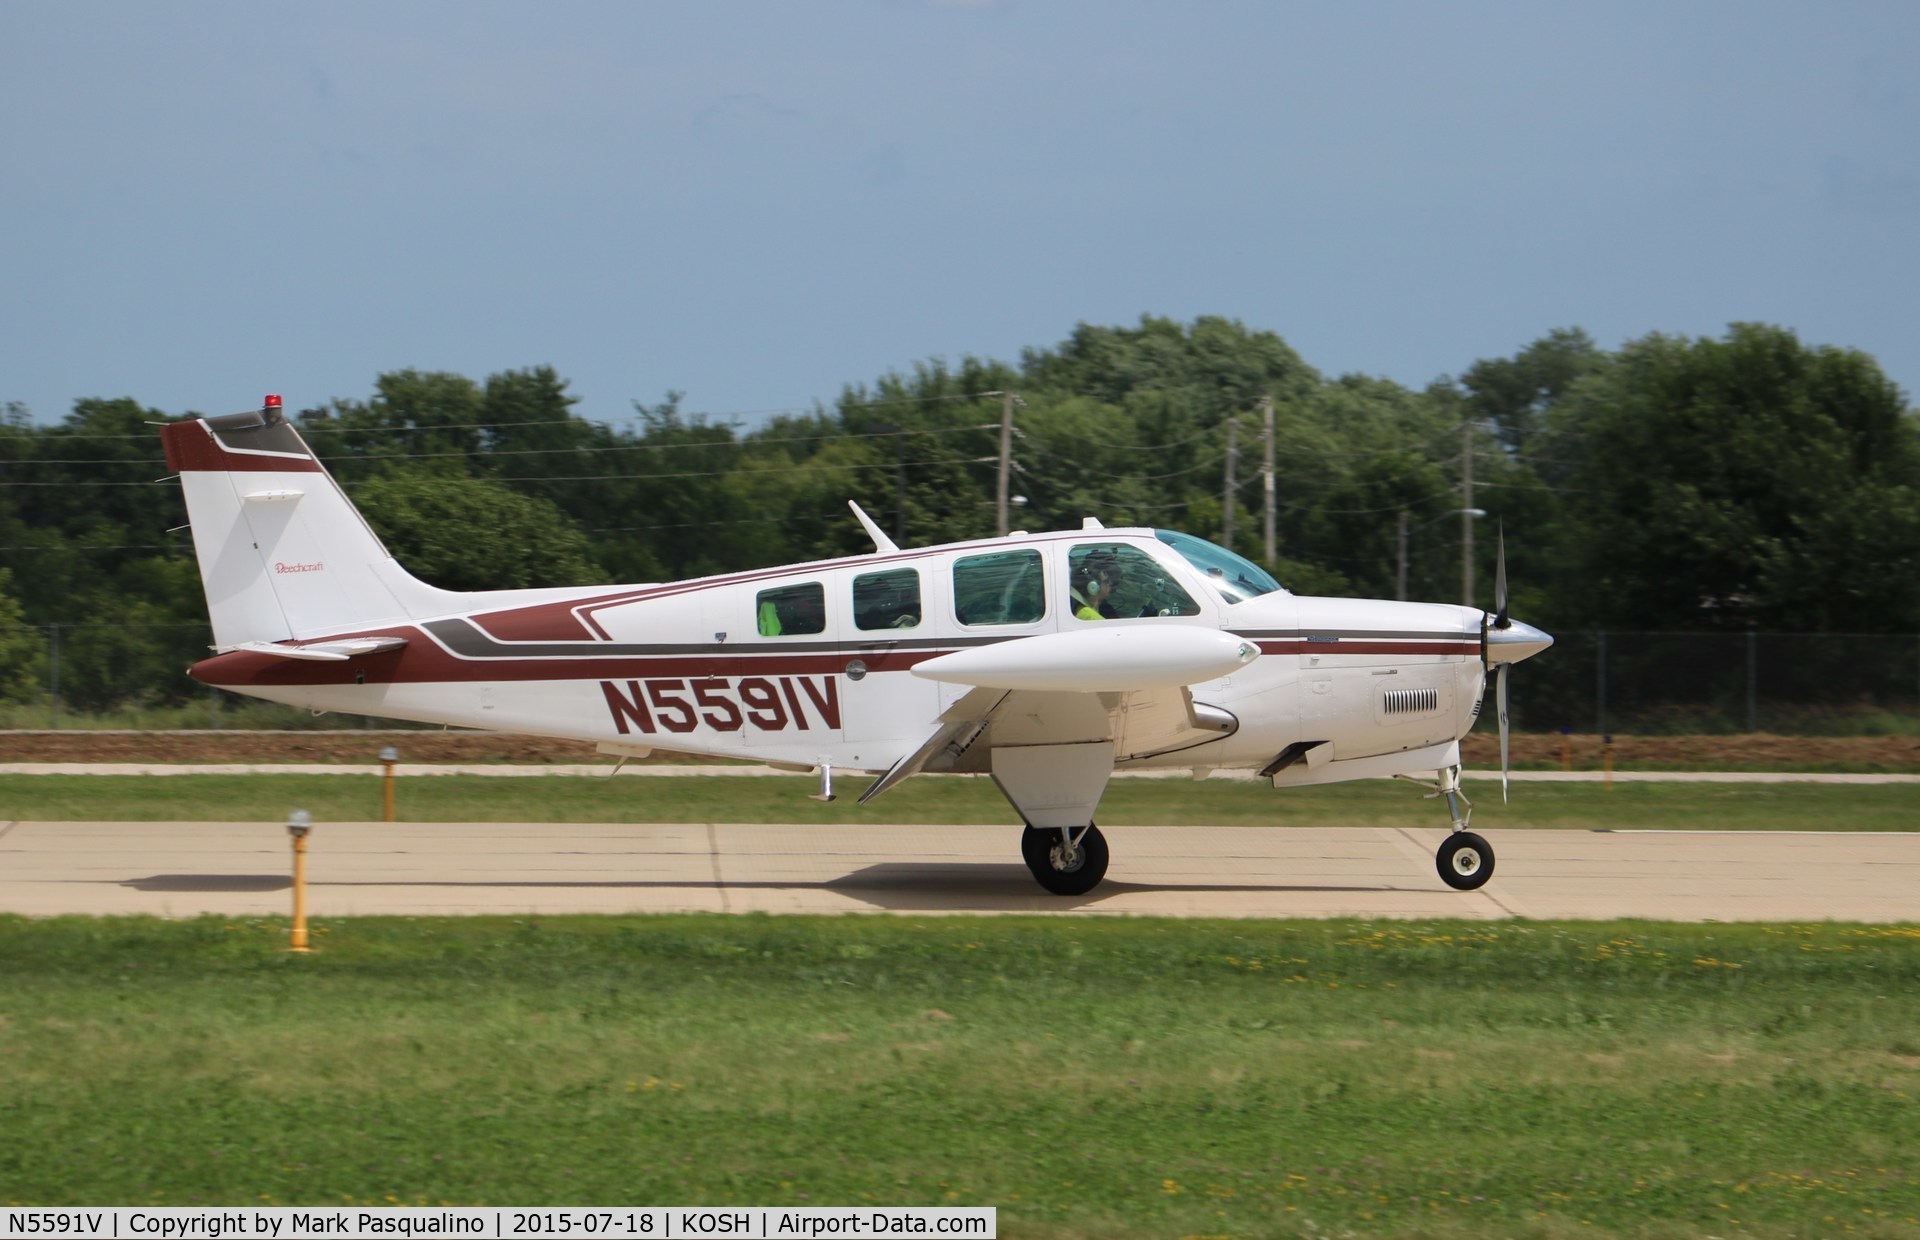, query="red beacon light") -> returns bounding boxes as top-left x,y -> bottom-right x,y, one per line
263,393 -> 283,411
